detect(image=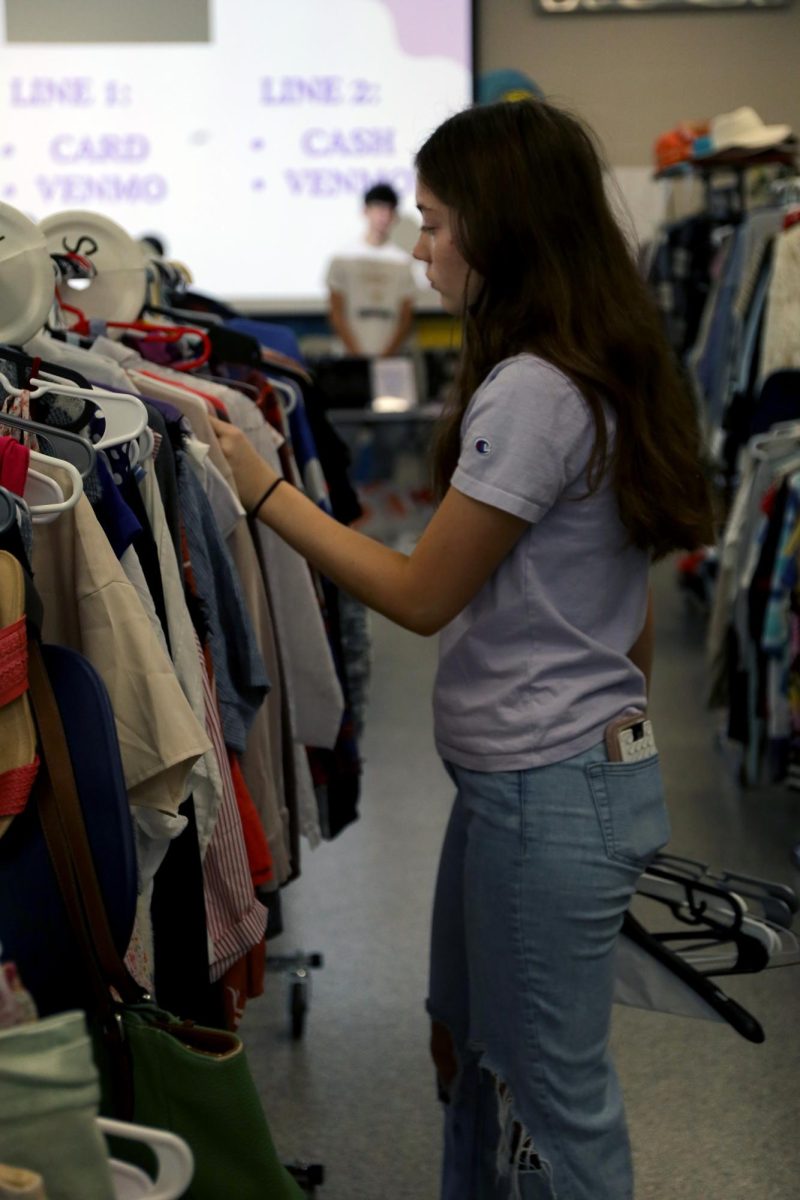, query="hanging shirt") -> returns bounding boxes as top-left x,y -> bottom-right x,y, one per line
761,223 -> 800,382
434,354 -> 649,772
31,478 -> 211,813
221,391 -> 345,751
138,464 -> 225,858
326,239 -> 415,357
225,315 -> 304,364
0,436 -> 30,498
178,460 -> 270,755
119,364 -> 293,882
